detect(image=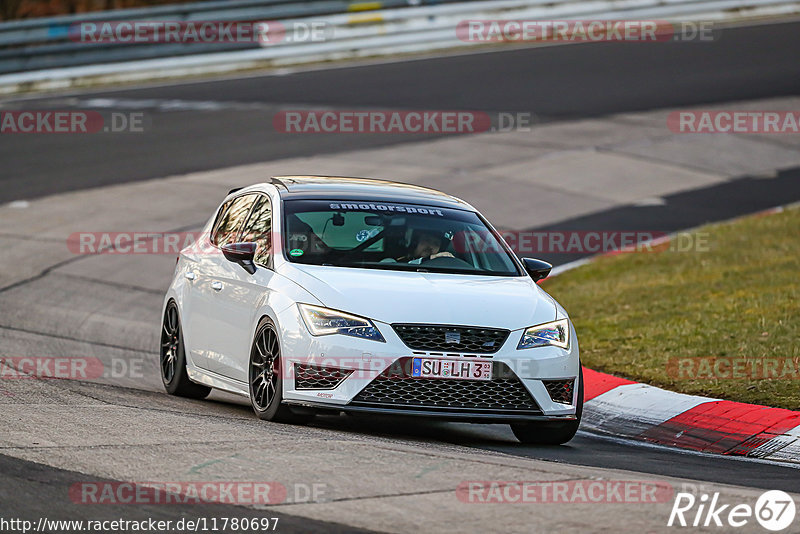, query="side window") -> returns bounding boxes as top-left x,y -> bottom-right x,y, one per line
211,194 -> 257,247
210,199 -> 233,245
240,195 -> 272,266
